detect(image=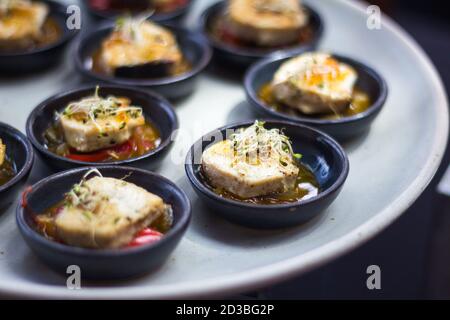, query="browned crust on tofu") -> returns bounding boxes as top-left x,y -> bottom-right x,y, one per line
0,1 -> 49,49
201,141 -> 298,199
99,21 -> 183,71
225,0 -> 308,46
272,82 -> 351,115
0,139 -> 5,166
